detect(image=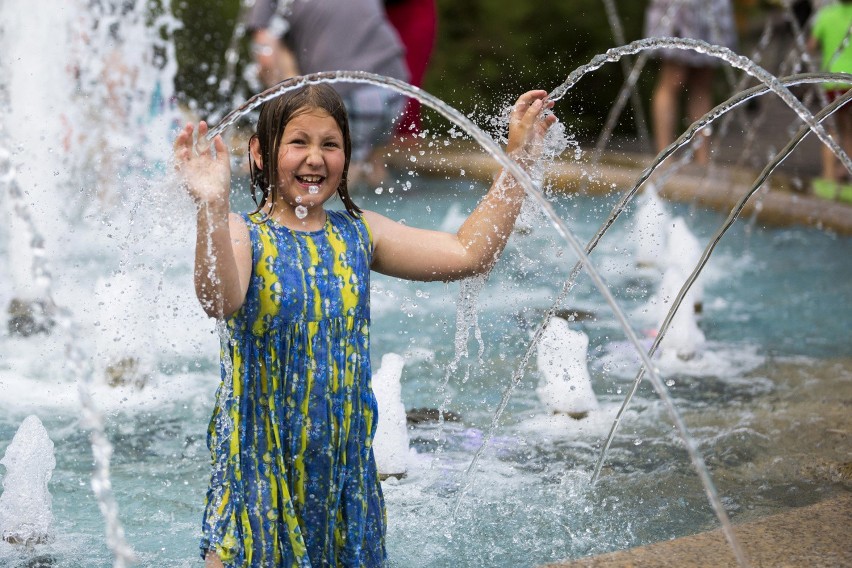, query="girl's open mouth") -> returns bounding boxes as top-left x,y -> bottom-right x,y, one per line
296,174 -> 325,187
